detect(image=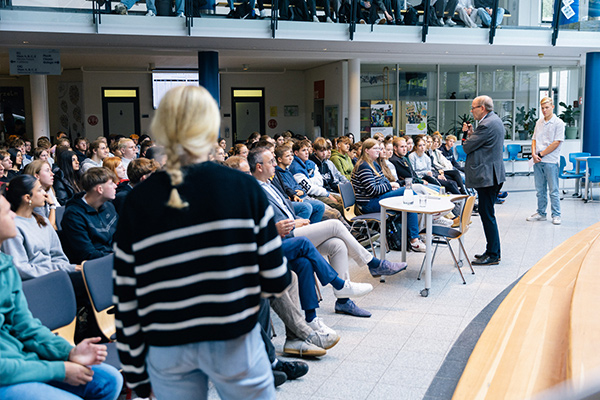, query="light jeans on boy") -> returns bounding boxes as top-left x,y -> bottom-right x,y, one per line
477,6 -> 504,26
146,324 -> 275,400
534,162 -> 561,218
